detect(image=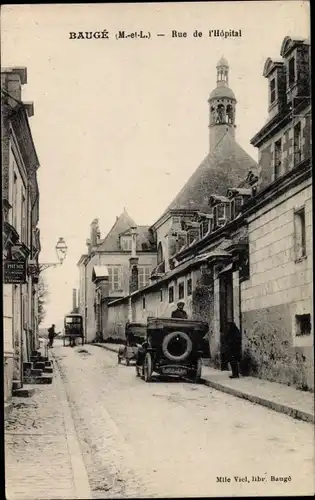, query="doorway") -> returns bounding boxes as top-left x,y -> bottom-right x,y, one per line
219,270 -> 234,370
